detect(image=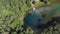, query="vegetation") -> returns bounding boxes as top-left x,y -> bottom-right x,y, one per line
0,0 -> 60,34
